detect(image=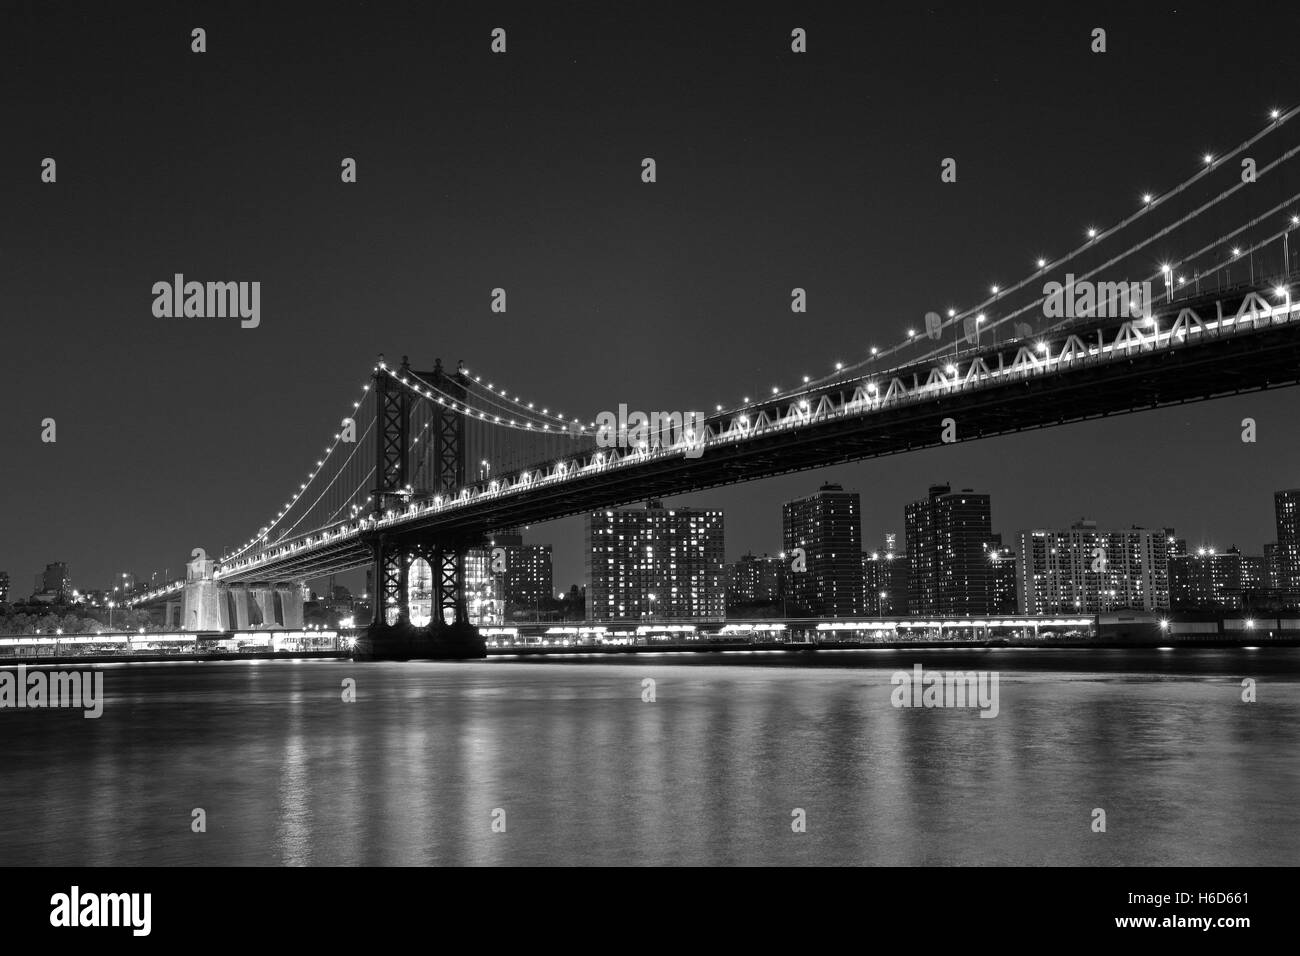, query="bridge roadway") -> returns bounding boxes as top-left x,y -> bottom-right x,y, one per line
208,283 -> 1300,585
